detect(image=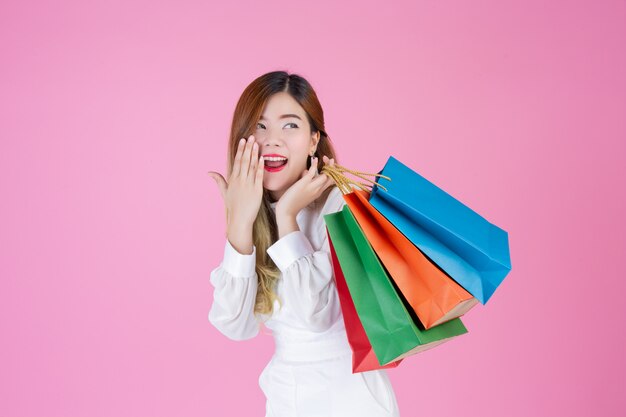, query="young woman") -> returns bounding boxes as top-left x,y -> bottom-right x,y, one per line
207,70 -> 401,416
